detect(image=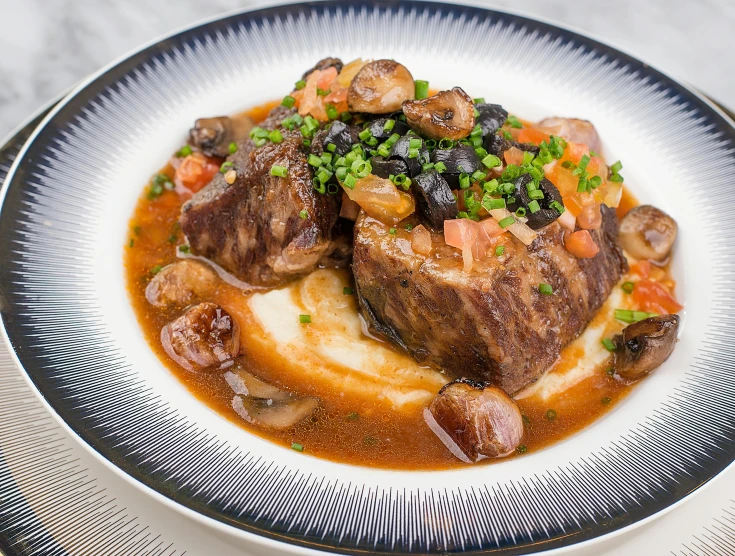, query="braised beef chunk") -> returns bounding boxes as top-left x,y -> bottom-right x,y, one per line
180,106 -> 346,287
353,205 -> 627,393
161,302 -> 240,371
